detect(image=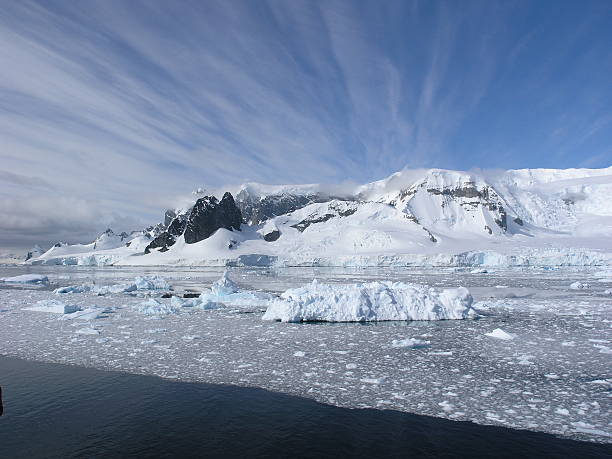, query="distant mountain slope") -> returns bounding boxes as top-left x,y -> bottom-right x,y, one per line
27,166 -> 612,267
